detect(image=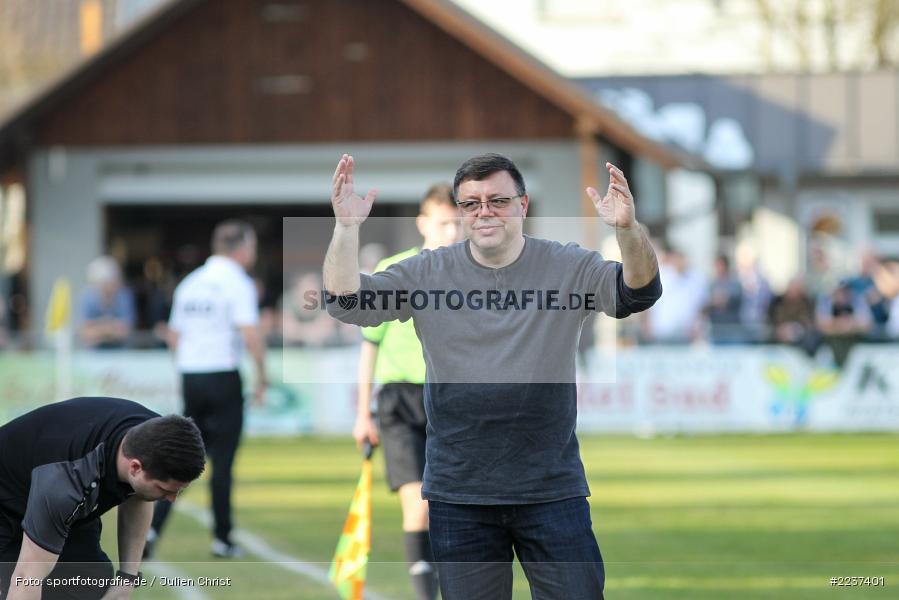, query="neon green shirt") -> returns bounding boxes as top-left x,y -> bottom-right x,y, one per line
361,248 -> 426,384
